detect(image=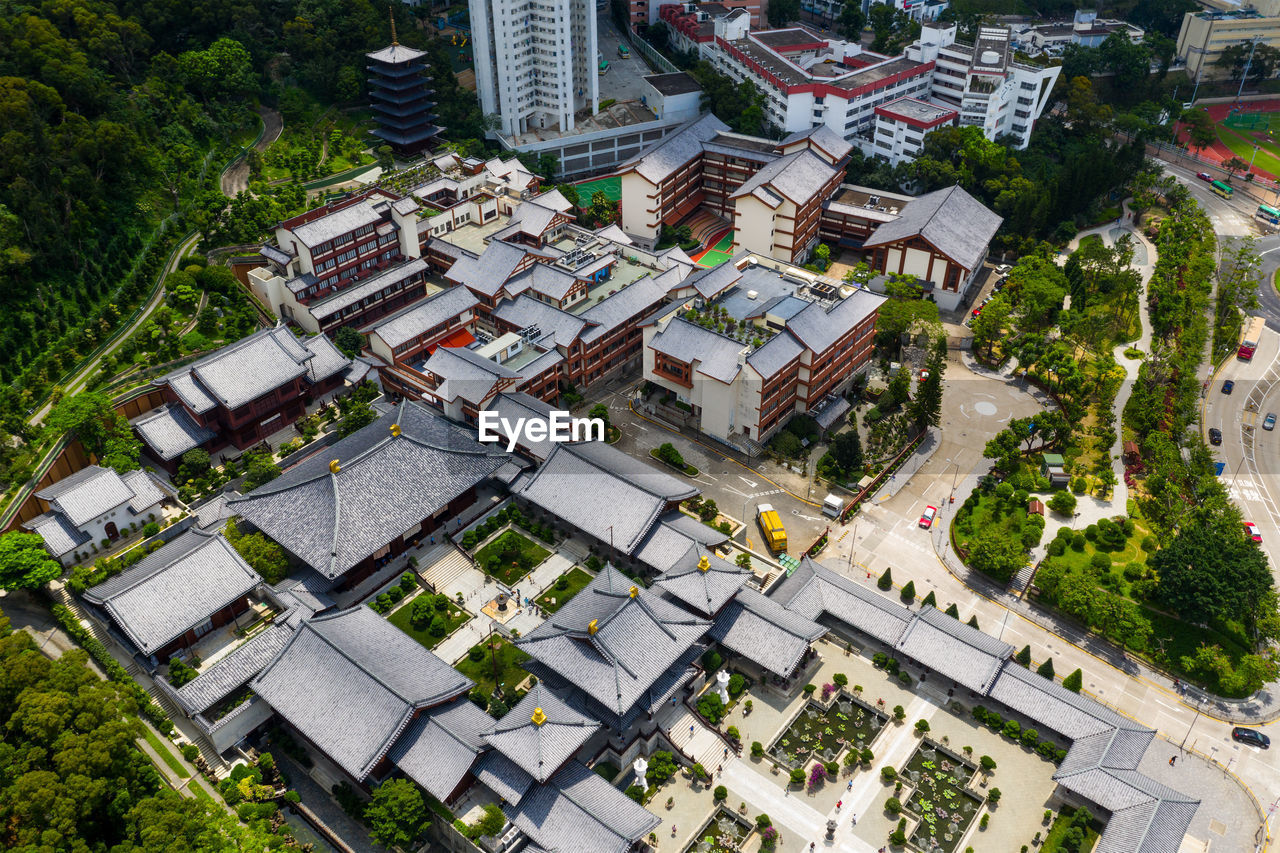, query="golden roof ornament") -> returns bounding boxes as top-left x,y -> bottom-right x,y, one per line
629,585 -> 639,598
329,459 -> 341,473
390,424 -> 401,437
697,555 -> 710,573
532,707 -> 547,726
587,619 -> 598,635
